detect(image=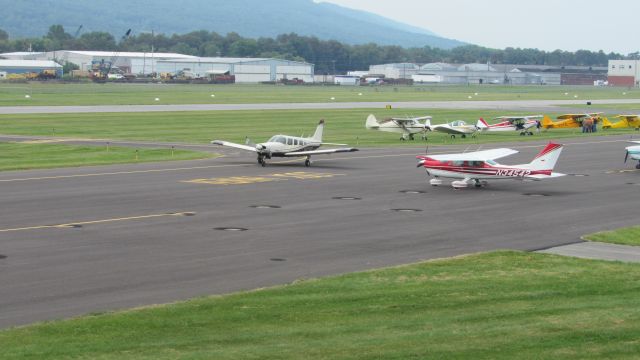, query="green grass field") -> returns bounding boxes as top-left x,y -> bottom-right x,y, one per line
584,226 -> 640,246
0,142 -> 213,171
1,83 -> 639,106
0,108 -> 635,147
1,251 -> 639,359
